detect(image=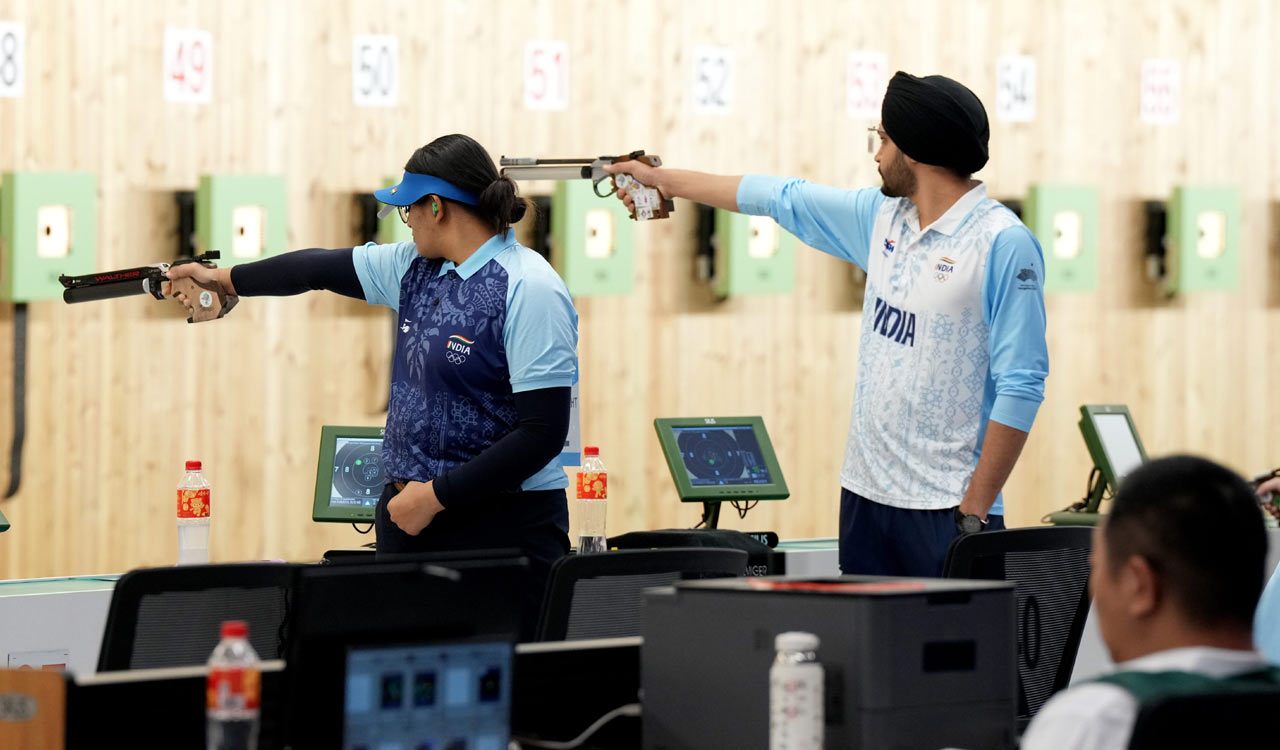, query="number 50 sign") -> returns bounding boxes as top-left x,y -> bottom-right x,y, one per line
353,35 -> 398,107
163,28 -> 212,103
